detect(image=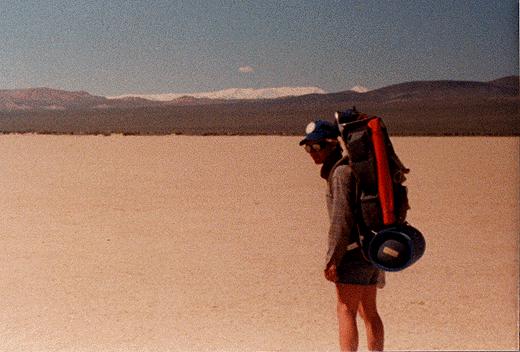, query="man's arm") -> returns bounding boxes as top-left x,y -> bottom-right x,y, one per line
325,165 -> 357,270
